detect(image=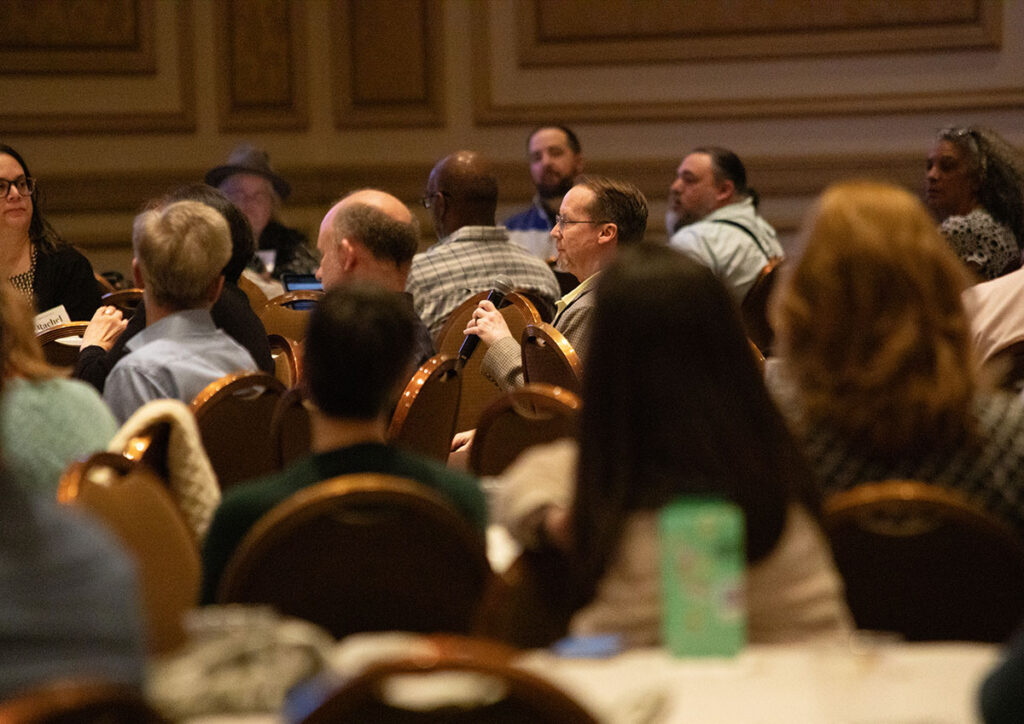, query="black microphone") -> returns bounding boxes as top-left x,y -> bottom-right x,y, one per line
458,275 -> 515,363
